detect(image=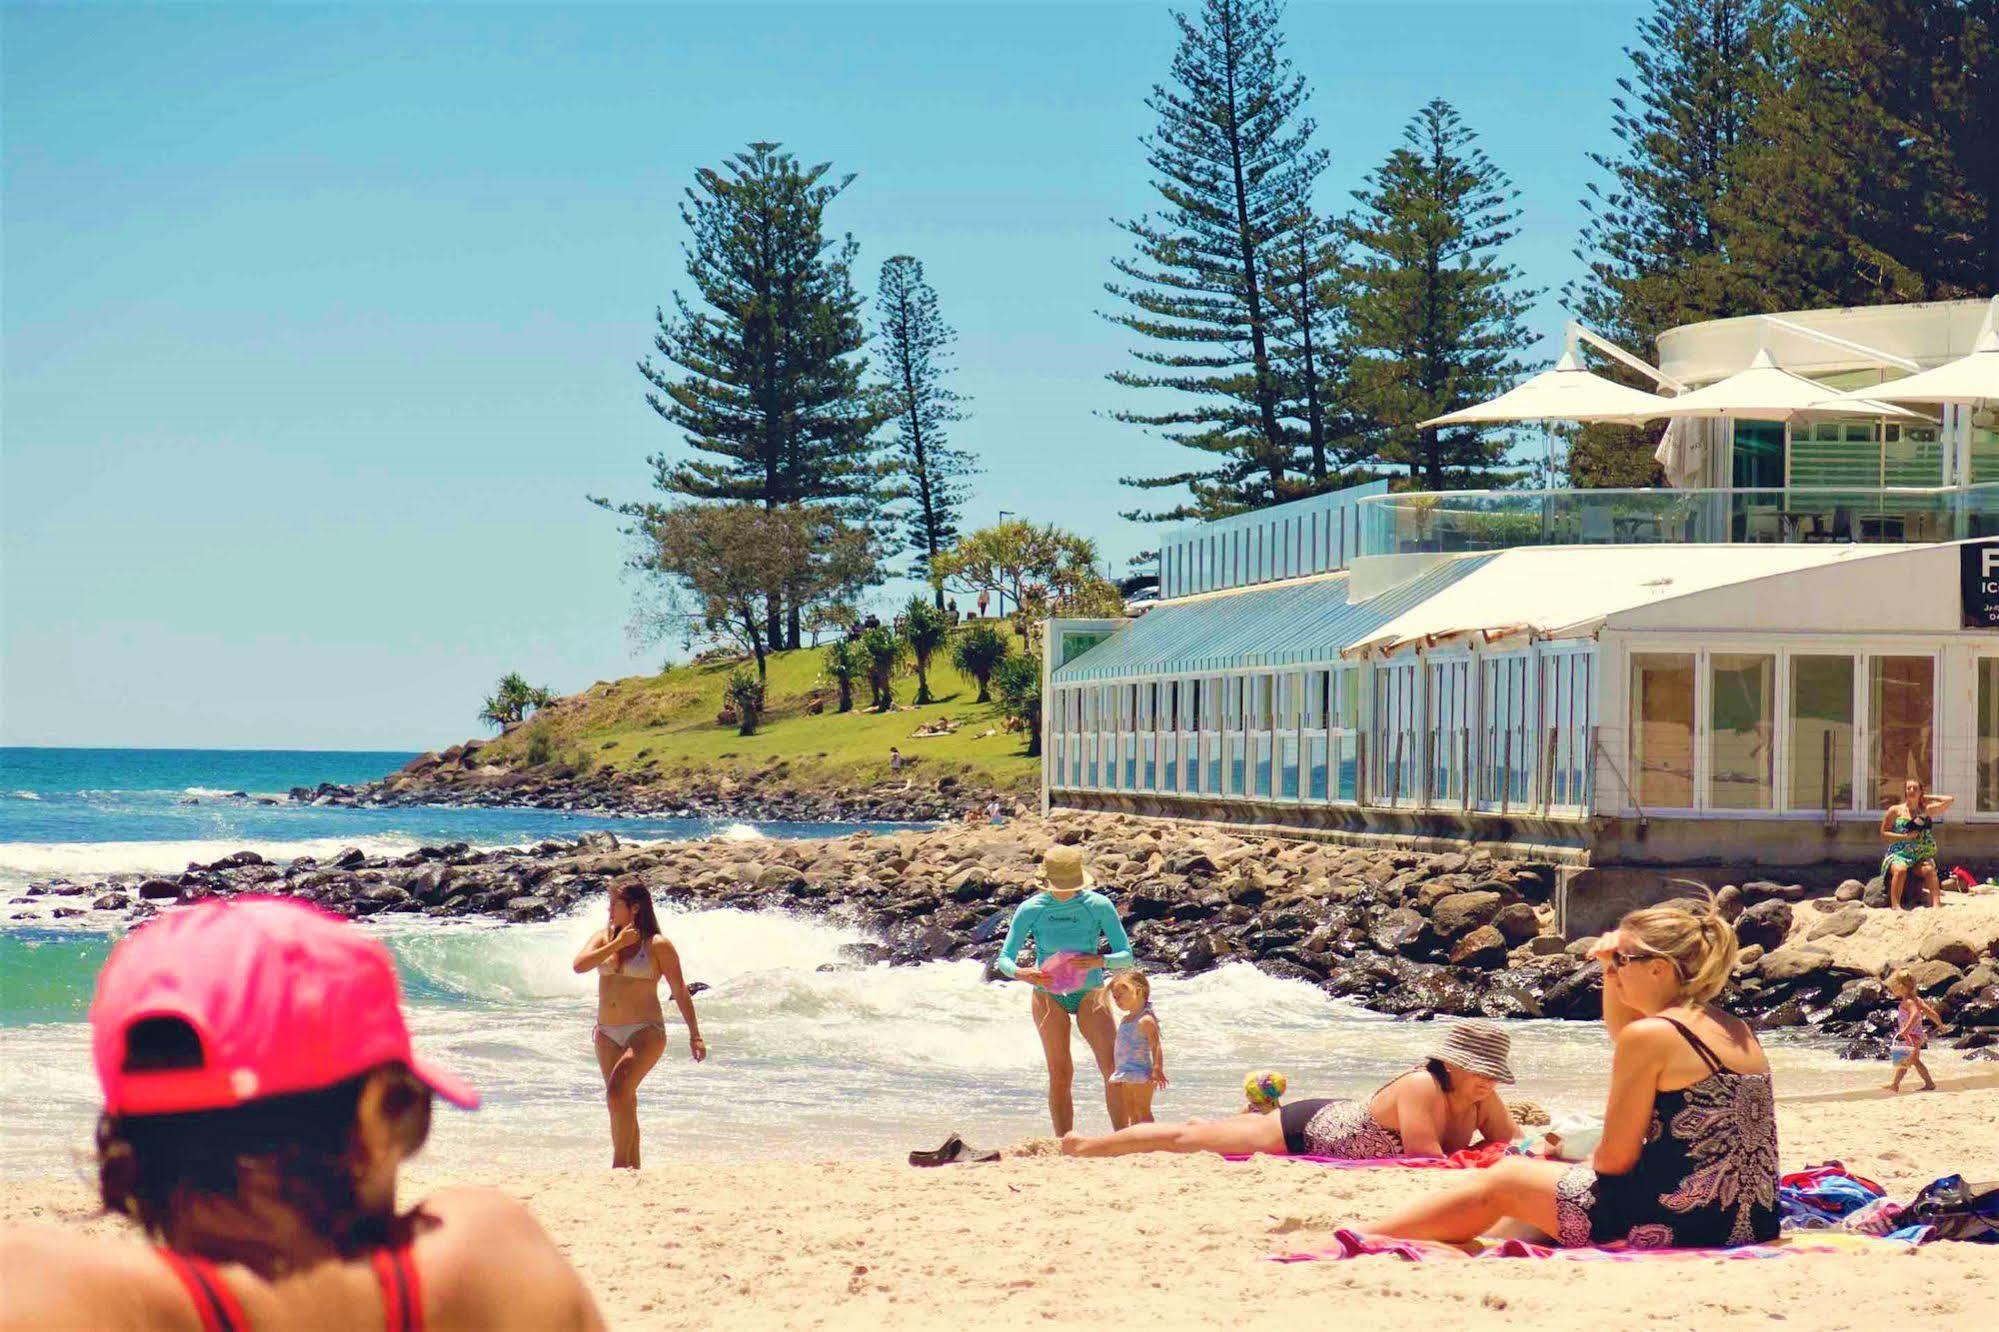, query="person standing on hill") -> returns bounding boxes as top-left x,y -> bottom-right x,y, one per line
994,846 -> 1135,1134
